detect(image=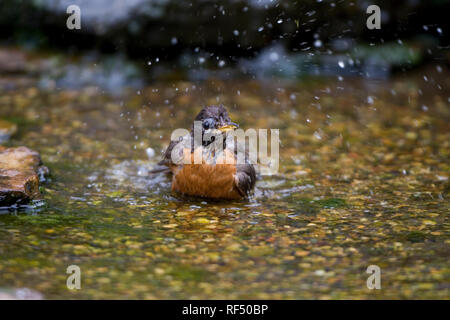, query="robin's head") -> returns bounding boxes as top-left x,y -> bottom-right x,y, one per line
194,105 -> 238,131
192,105 -> 238,147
